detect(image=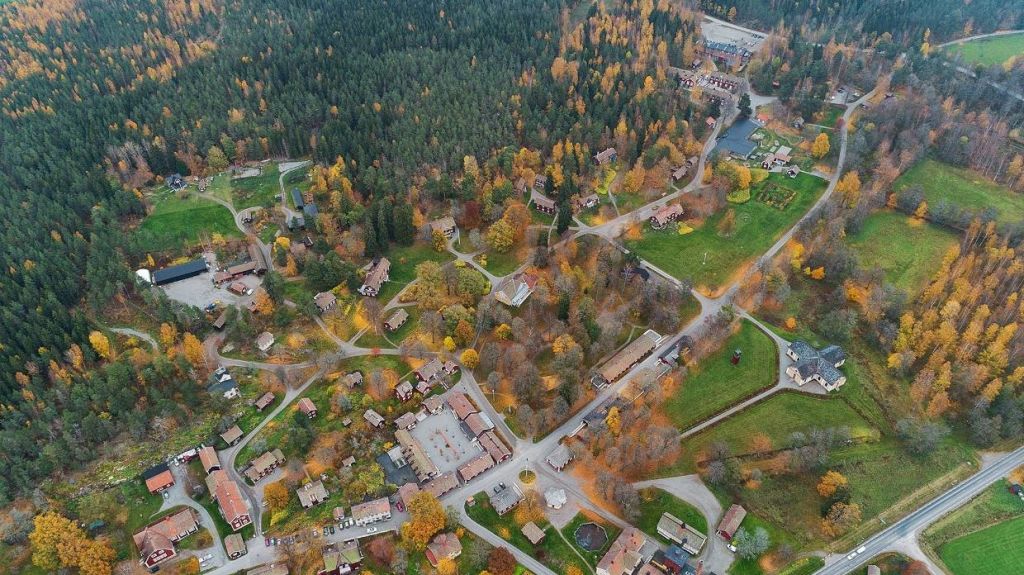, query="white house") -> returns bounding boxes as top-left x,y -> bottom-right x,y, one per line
785,341 -> 847,391
494,272 -> 539,307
